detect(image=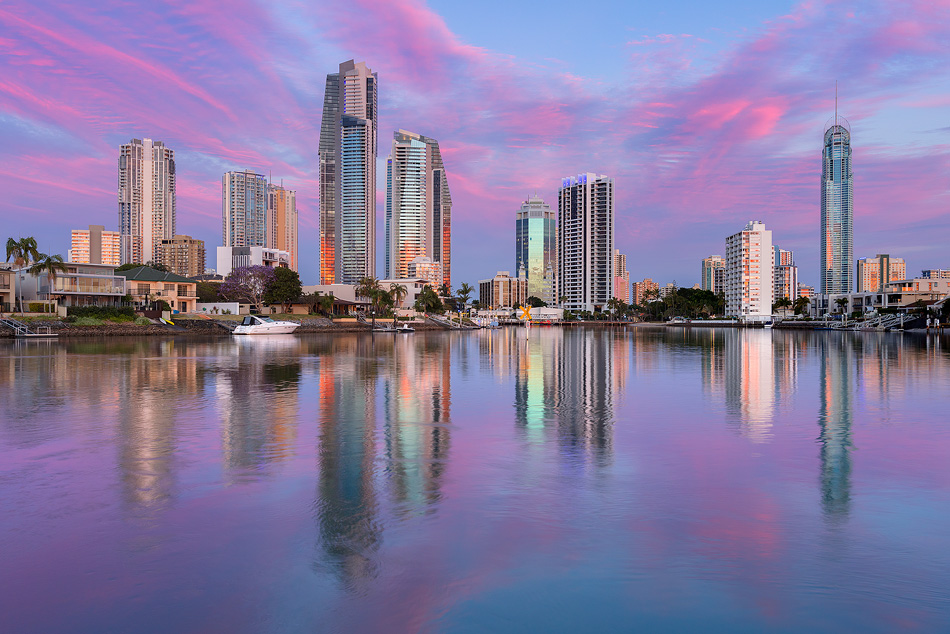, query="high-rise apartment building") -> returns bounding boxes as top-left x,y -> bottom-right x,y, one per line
558,174 -> 614,312
267,183 -> 298,271
631,278 -> 659,306
515,194 -> 556,304
69,225 -> 121,266
725,220 -> 774,319
223,170 -> 268,248
773,247 -> 799,302
407,256 -> 443,288
612,249 -> 630,304
156,235 -> 206,278
820,116 -> 853,293
319,60 -> 378,284
856,254 -> 906,292
921,269 -> 950,279
385,130 -> 452,287
701,255 -> 726,295
118,138 -> 176,264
